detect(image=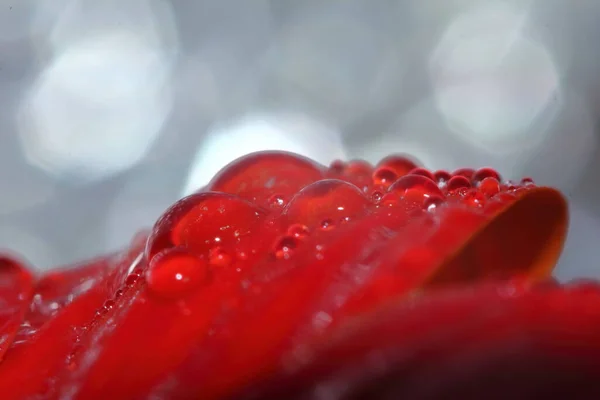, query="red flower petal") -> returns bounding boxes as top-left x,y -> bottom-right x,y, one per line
0,255 -> 33,362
